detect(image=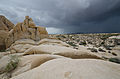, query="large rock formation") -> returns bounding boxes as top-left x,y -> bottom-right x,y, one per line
9,38 -> 70,53
0,15 -> 14,50
23,45 -> 101,59
6,16 -> 48,48
10,59 -> 120,79
11,54 -> 68,77
0,15 -> 14,31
